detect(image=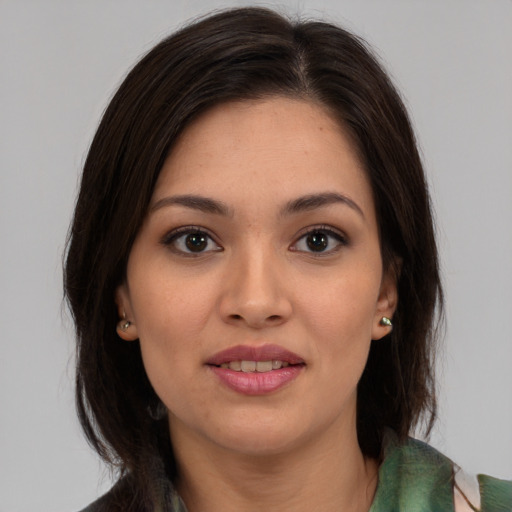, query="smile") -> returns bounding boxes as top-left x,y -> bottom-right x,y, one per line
207,344 -> 305,395
218,360 -> 290,372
